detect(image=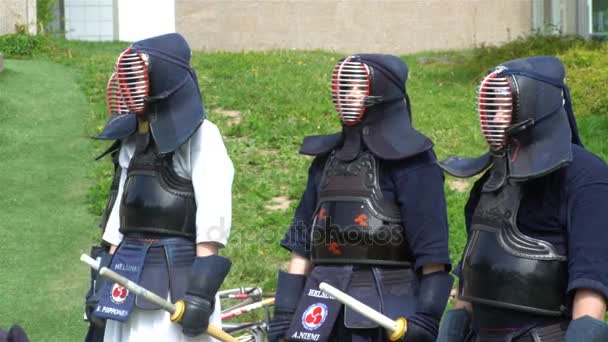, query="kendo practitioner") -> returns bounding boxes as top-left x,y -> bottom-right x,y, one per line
0,325 -> 29,342
268,54 -> 454,342
83,33 -> 234,342
437,56 -> 608,342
